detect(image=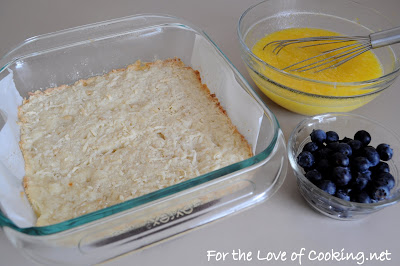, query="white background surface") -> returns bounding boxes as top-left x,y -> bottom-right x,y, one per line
1,0 -> 400,265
